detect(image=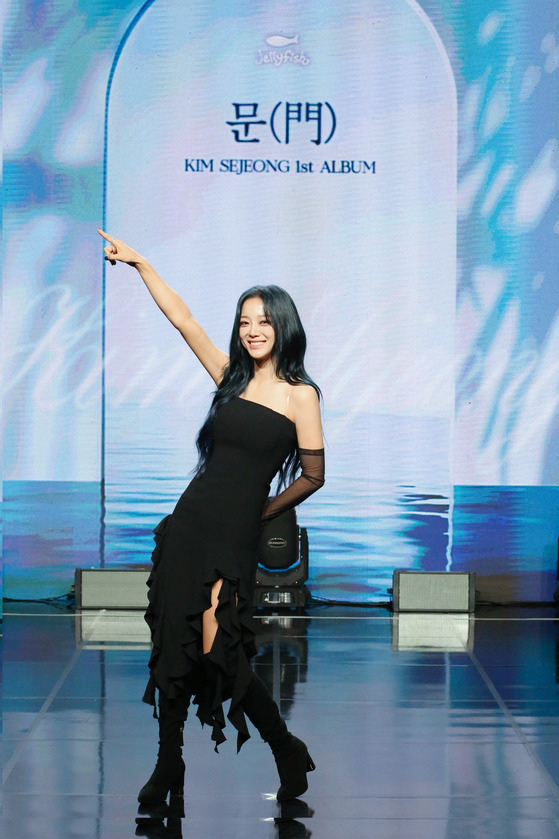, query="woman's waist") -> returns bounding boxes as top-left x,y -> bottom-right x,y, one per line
174,475 -> 269,514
